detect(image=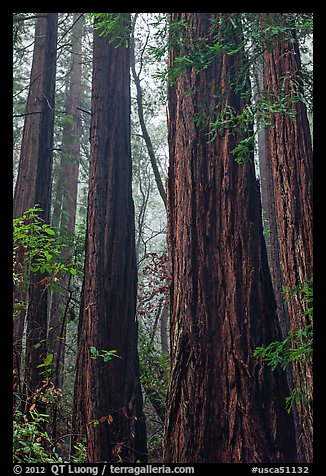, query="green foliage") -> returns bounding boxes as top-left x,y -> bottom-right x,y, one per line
282,277 -> 313,314
149,13 -> 312,164
284,385 -> 310,414
13,408 -> 64,463
254,324 -> 313,372
256,84 -> 300,126
197,103 -> 255,164
70,442 -> 87,463
241,13 -> 313,58
89,13 -> 131,47
90,346 -> 119,362
56,113 -> 75,130
150,14 -> 244,85
37,353 -> 54,375
13,208 -> 77,288
138,325 -> 168,408
254,277 -> 313,412
138,324 -> 168,461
